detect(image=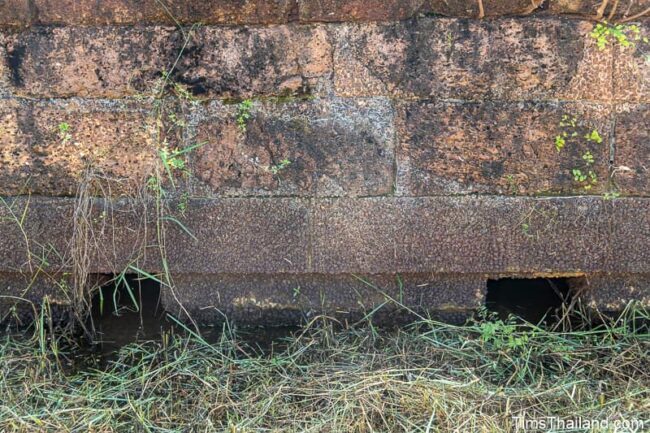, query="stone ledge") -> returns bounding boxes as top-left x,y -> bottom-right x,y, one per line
1,1 -> 648,27
162,273 -> 485,325
1,196 -> 649,275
